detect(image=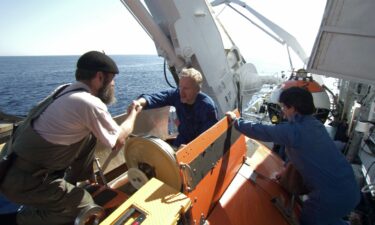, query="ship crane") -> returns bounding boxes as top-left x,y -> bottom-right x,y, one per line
211,0 -> 308,70
120,0 -> 315,118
